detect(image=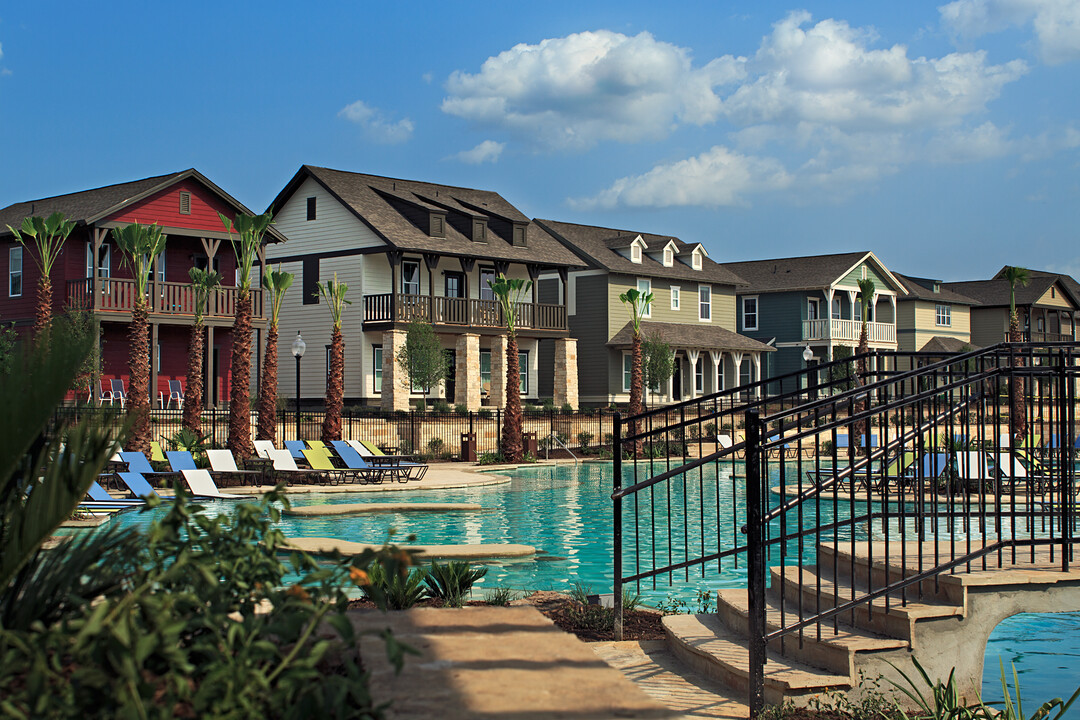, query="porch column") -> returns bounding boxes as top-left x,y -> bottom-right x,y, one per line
824,287 -> 835,339
490,334 -> 508,408
686,349 -> 701,400
753,353 -> 762,399
424,253 -> 440,324
731,351 -> 744,398
150,322 -> 159,409
380,329 -> 410,412
553,337 -> 578,409
527,264 -> 541,330
710,350 -> 724,394
848,290 -> 858,324
205,325 -> 215,409
91,227 -> 107,313
455,333 -> 481,411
